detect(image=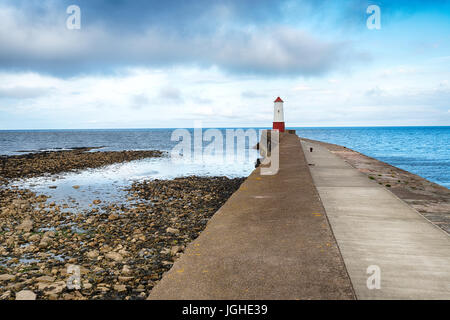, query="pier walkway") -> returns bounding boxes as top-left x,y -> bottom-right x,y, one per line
148,133 -> 450,300
149,133 -> 355,299
301,139 -> 450,299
